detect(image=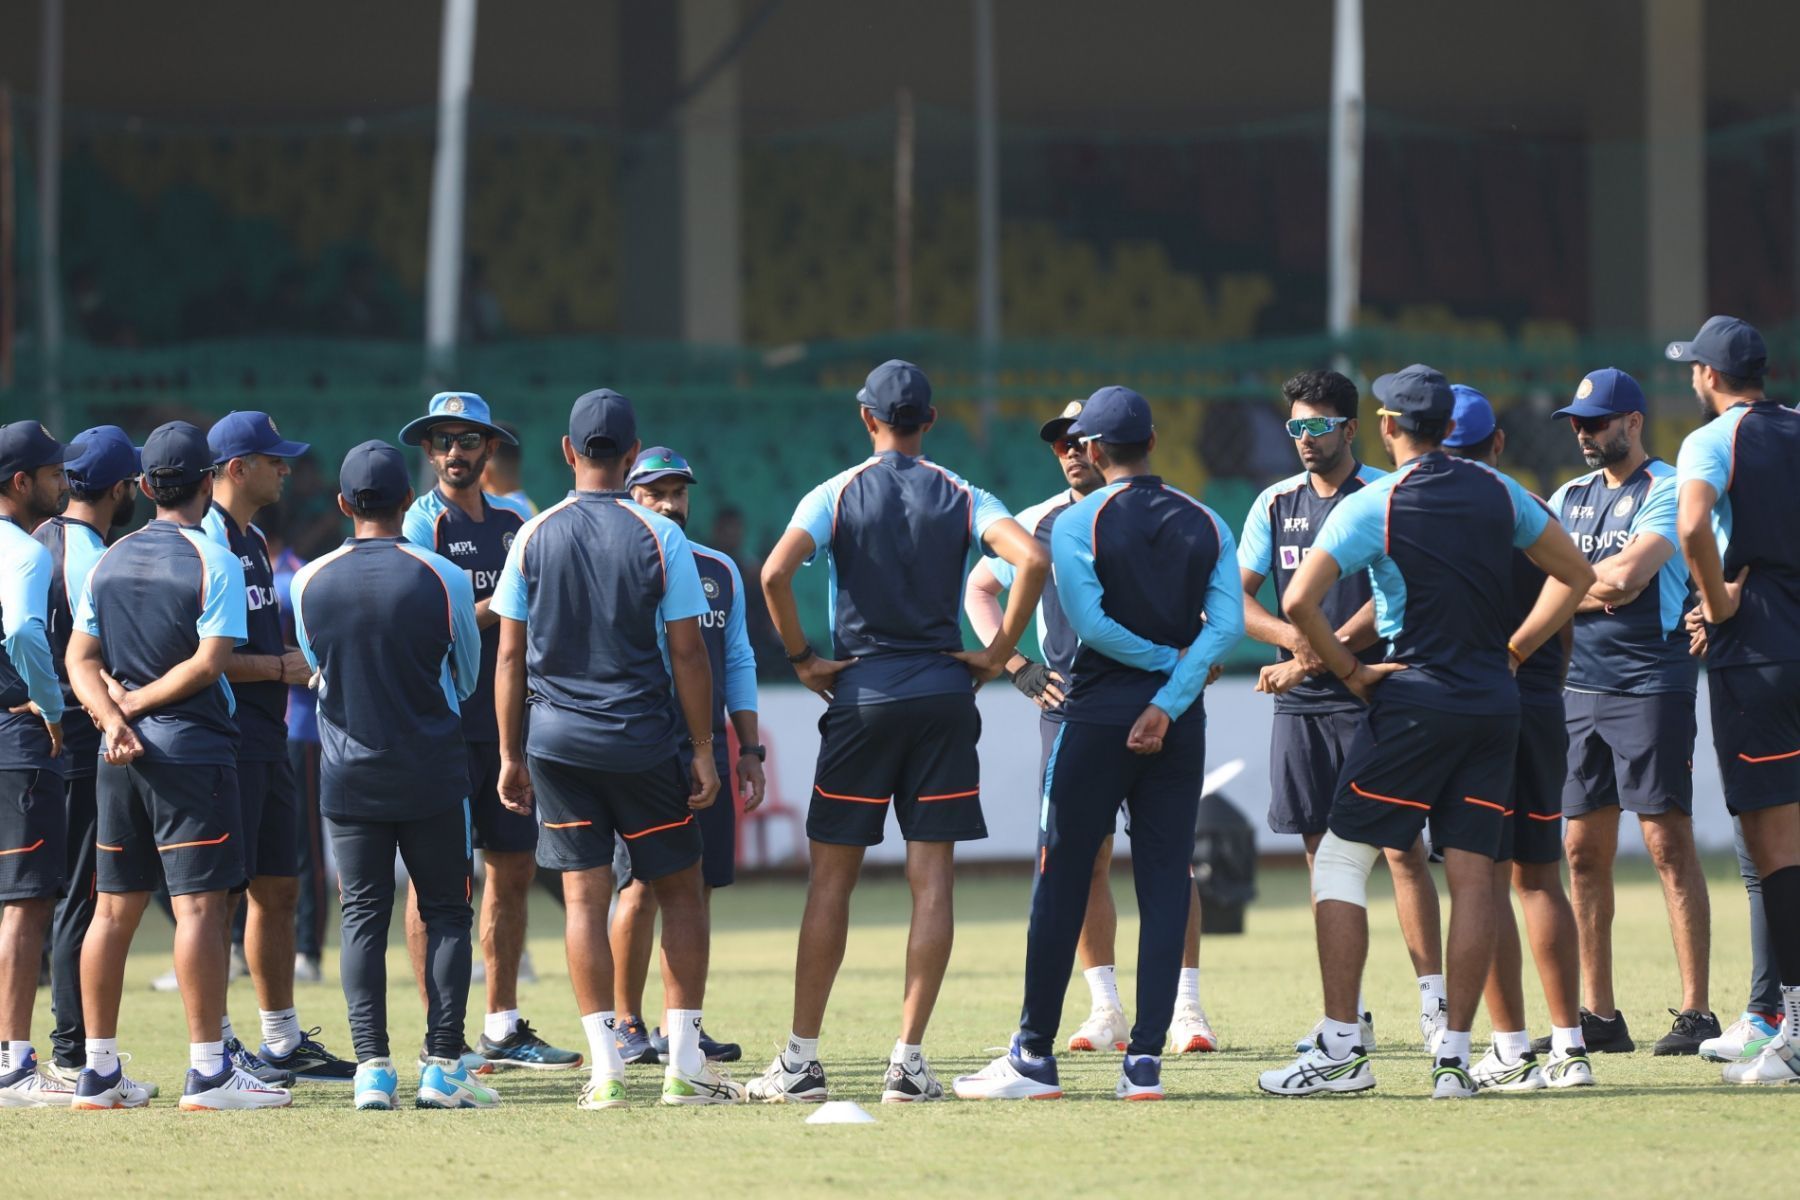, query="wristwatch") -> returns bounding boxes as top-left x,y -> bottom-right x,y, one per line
738,744 -> 767,761
785,644 -> 815,664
